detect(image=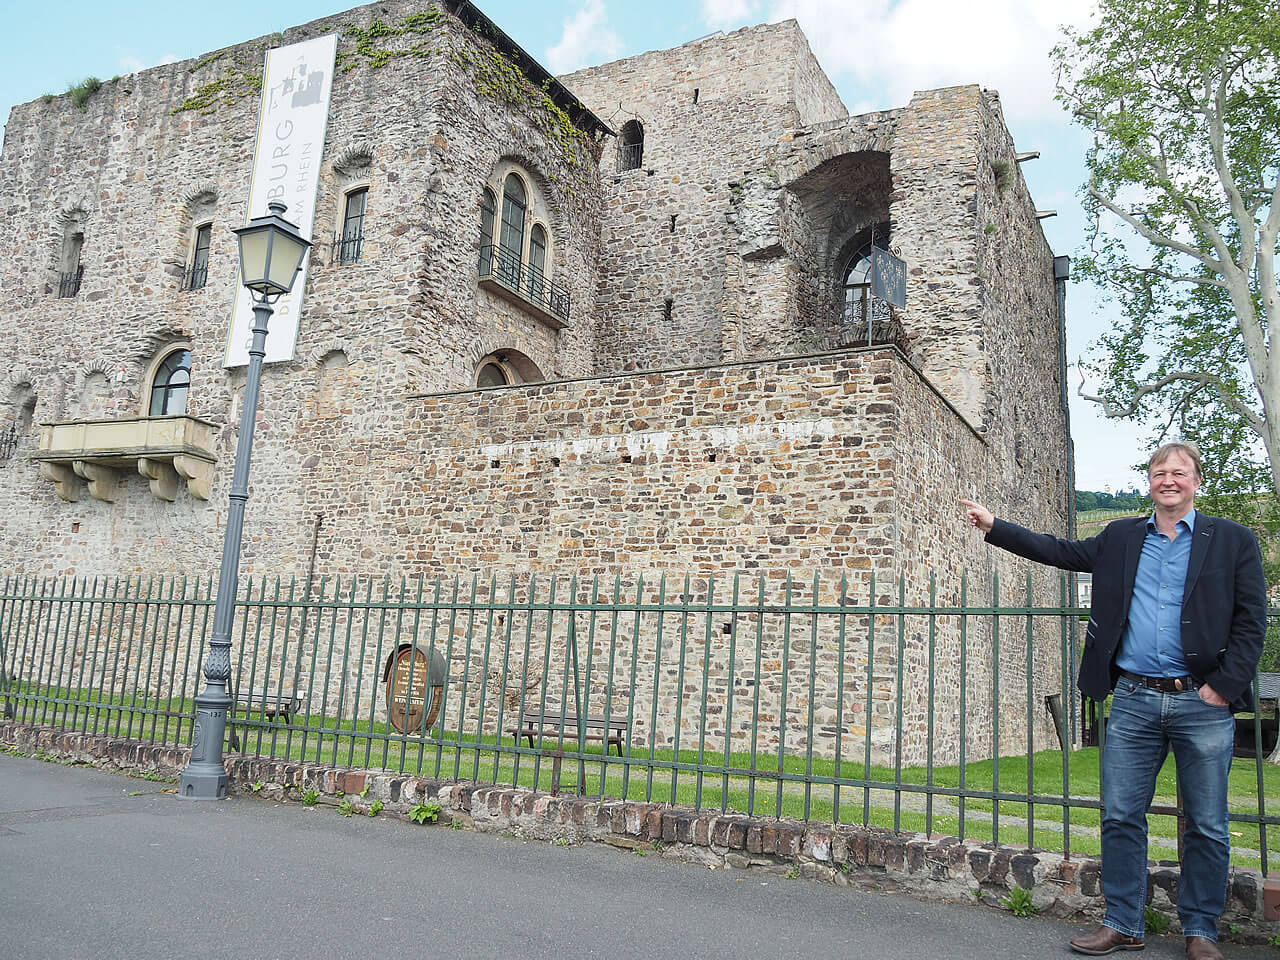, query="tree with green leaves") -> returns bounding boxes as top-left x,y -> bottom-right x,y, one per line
1054,0 -> 1280,759
1054,0 -> 1279,538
